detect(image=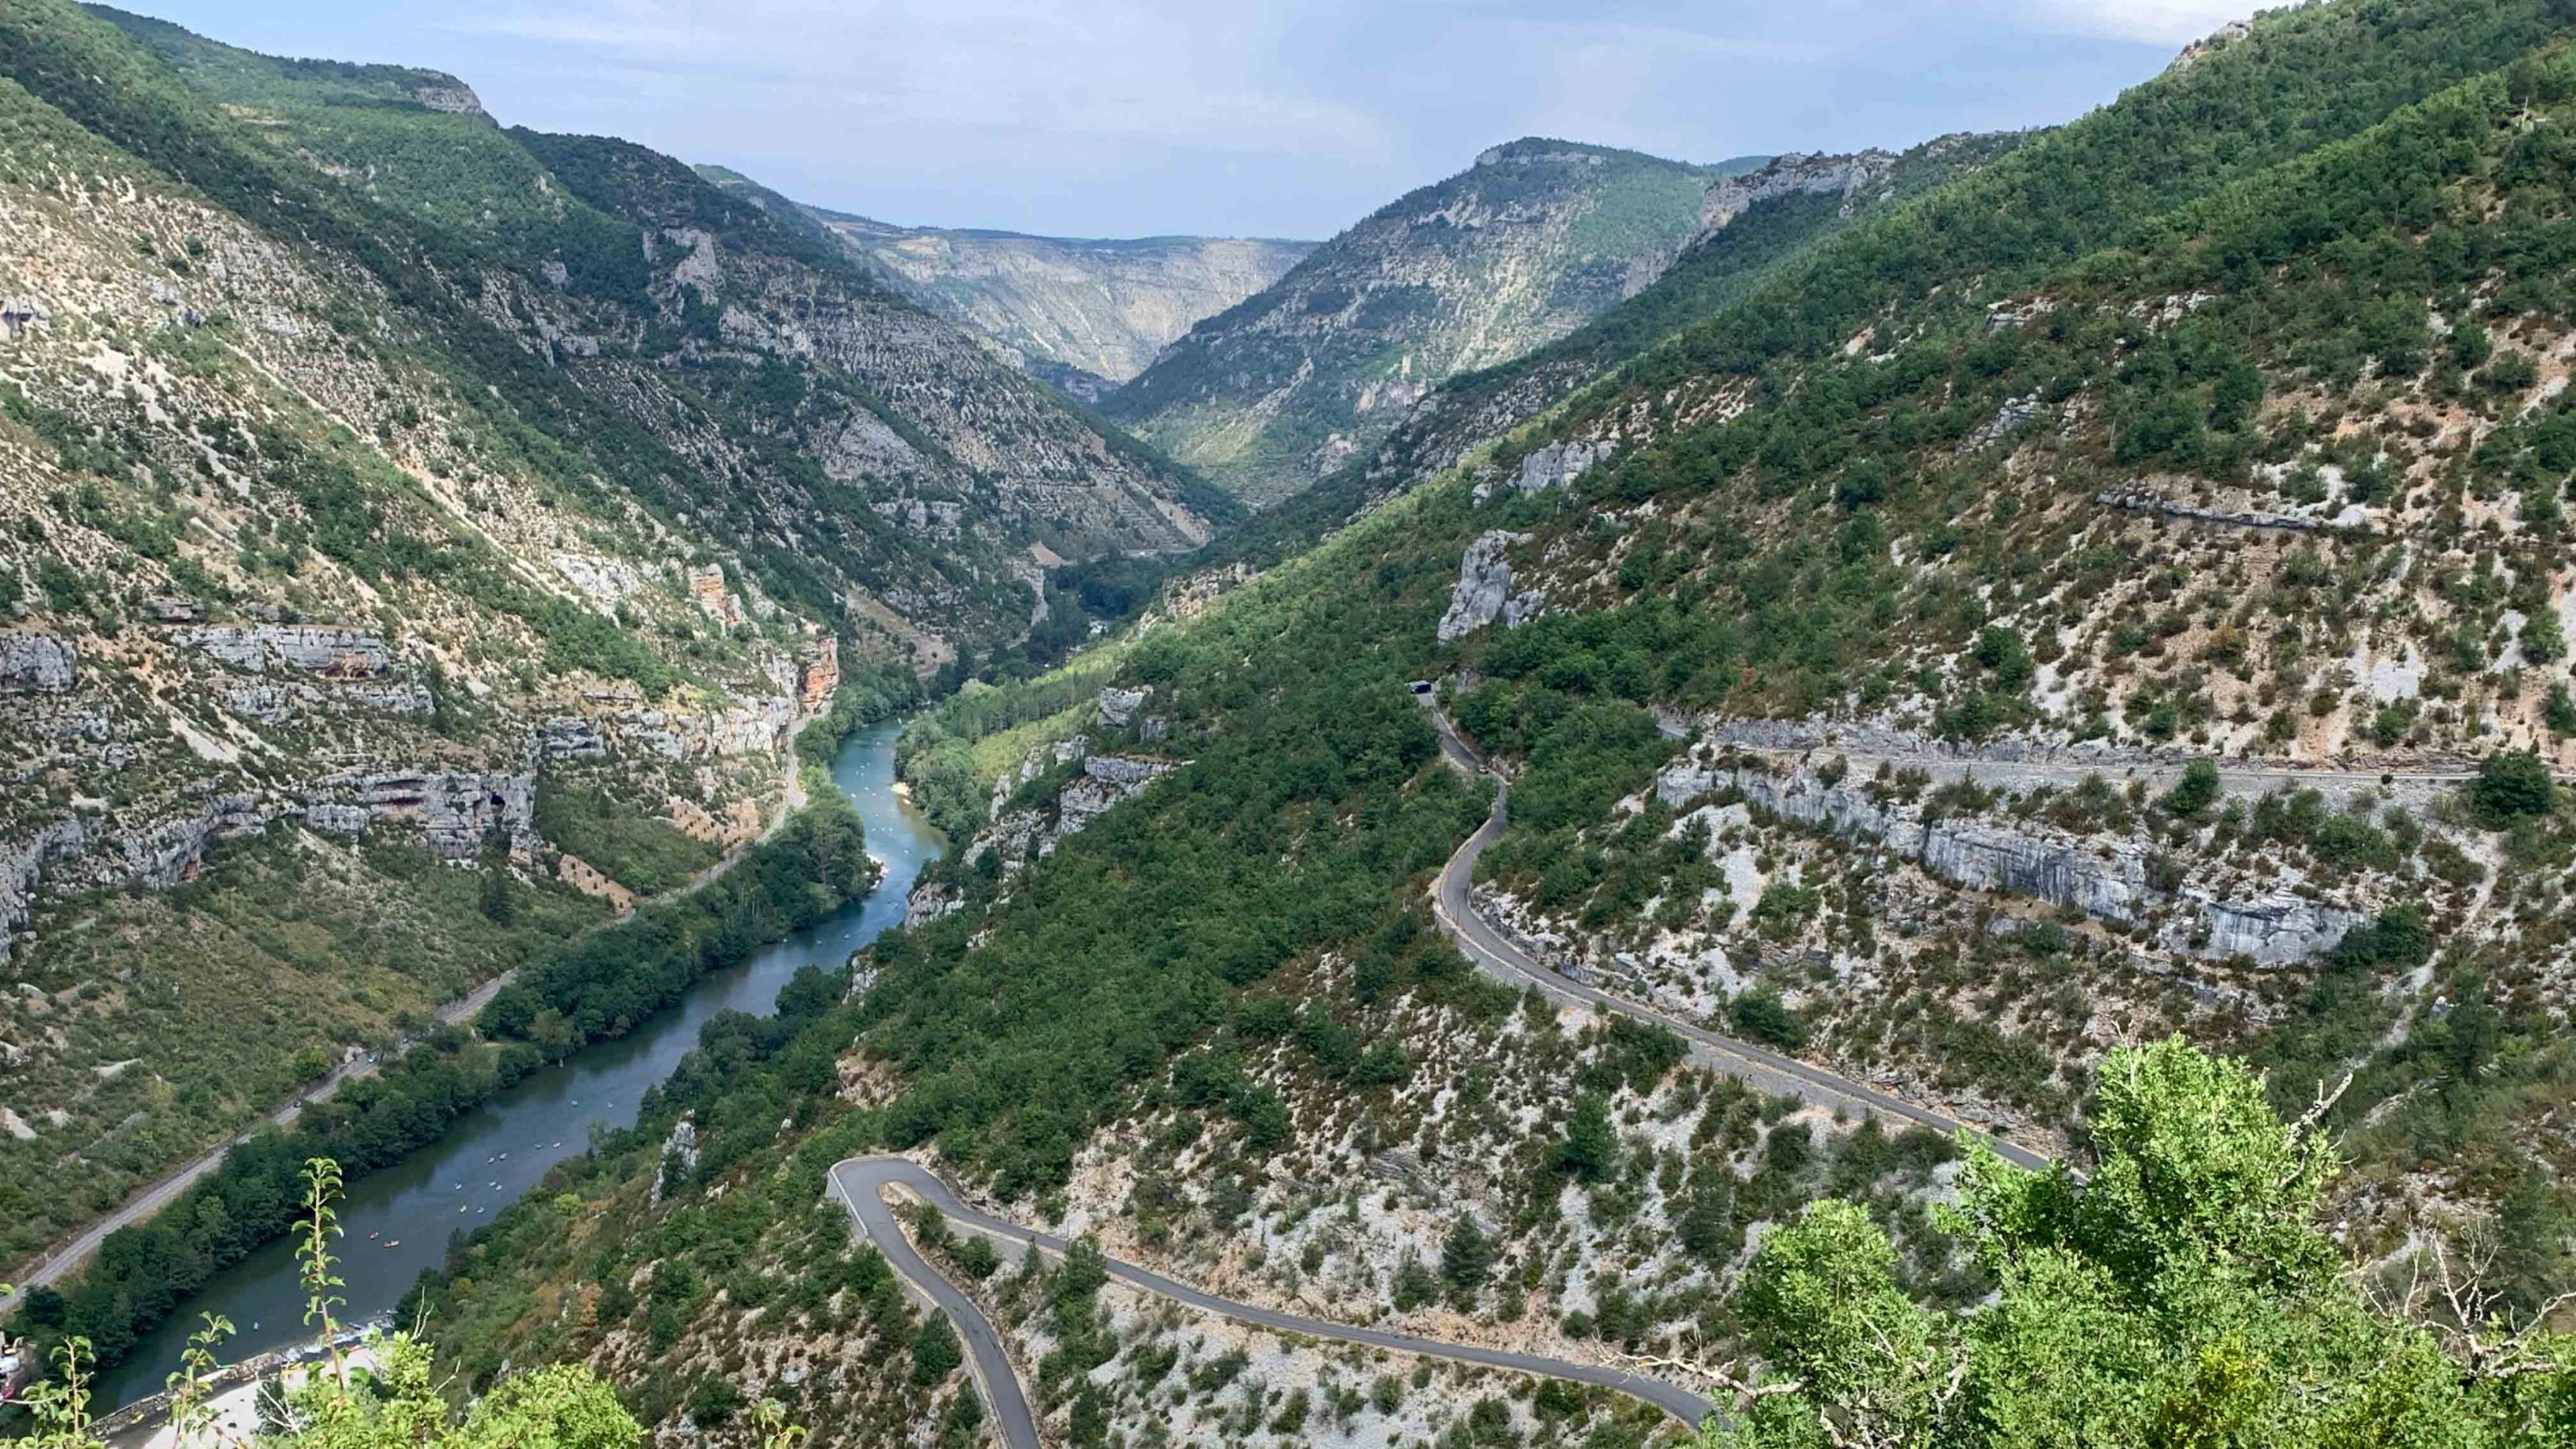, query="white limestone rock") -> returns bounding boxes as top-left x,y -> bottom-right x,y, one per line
1437,531 -> 1543,642
0,632 -> 75,692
